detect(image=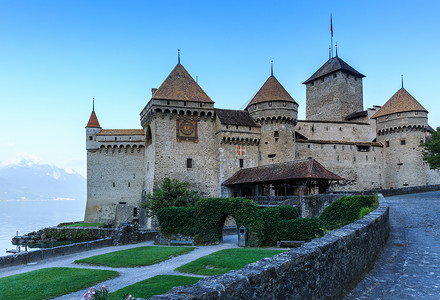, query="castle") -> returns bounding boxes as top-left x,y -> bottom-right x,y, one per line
84,52 -> 440,226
